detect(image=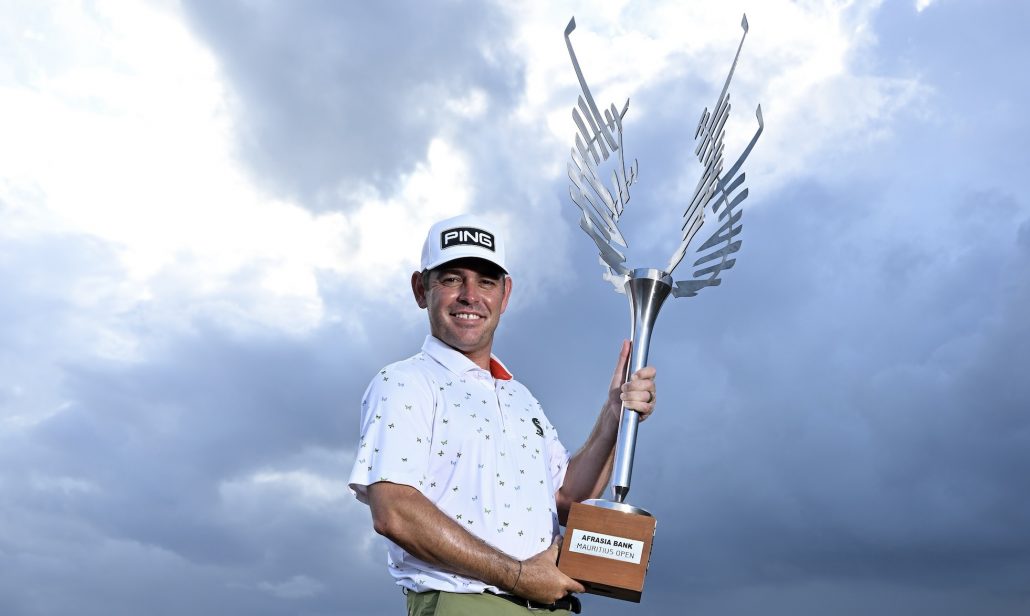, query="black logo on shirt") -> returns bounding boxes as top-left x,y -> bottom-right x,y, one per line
441,227 -> 495,252
532,418 -> 544,437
